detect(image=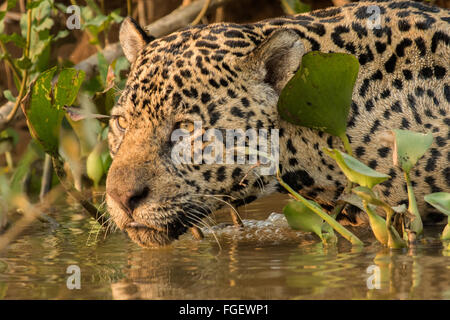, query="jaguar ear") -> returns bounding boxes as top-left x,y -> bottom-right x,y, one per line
119,17 -> 154,63
241,29 -> 305,94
